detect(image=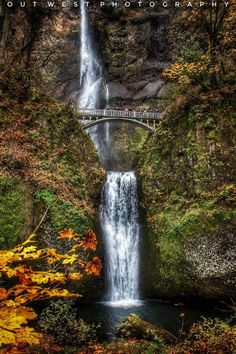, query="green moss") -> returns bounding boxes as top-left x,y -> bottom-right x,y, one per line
50,199 -> 89,234
0,69 -> 103,250
0,178 -> 29,248
34,188 -> 92,236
